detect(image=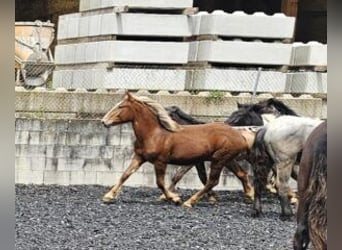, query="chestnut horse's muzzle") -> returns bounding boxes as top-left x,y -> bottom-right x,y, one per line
101,120 -> 111,128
